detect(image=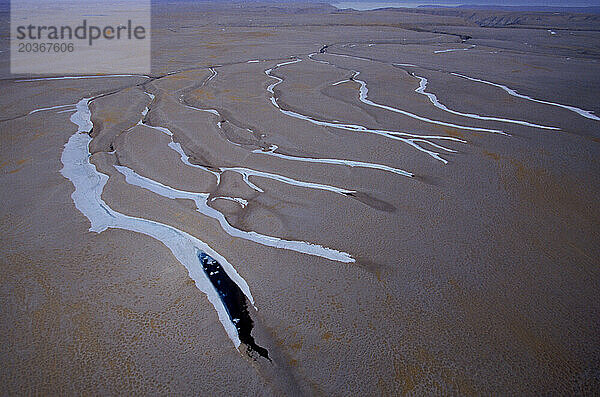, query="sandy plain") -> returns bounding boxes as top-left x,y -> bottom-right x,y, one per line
1,2 -> 599,395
